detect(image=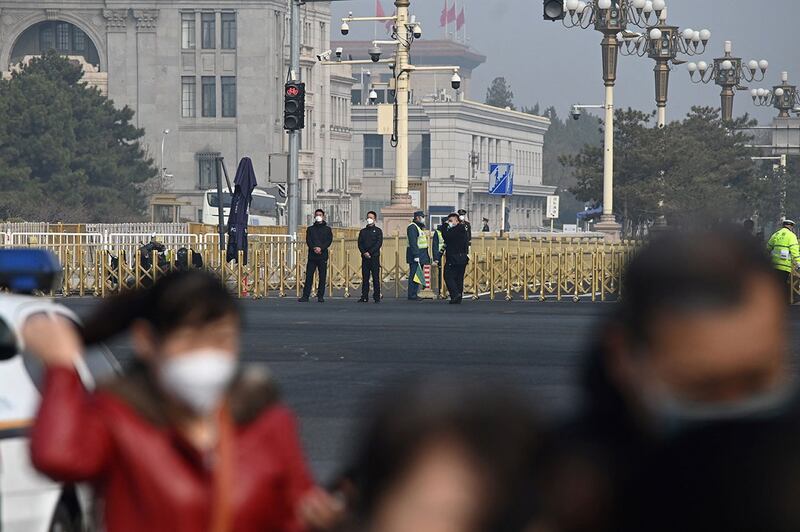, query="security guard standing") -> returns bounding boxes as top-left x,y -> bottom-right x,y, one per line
443,212 -> 470,304
768,219 -> 800,300
406,211 -> 430,301
458,209 -> 472,250
358,211 -> 383,303
432,219 -> 448,298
